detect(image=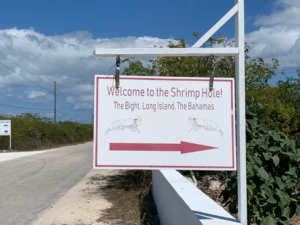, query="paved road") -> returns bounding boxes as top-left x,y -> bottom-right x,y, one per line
0,142 -> 93,225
